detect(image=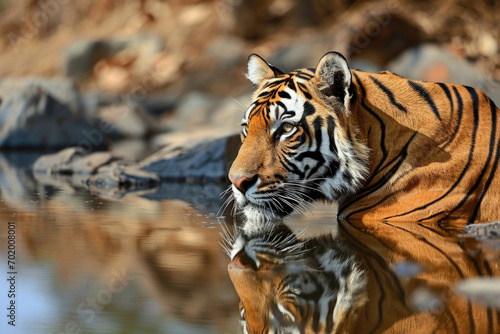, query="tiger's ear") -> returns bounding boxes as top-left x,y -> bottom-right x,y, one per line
315,52 -> 351,108
246,54 -> 283,85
